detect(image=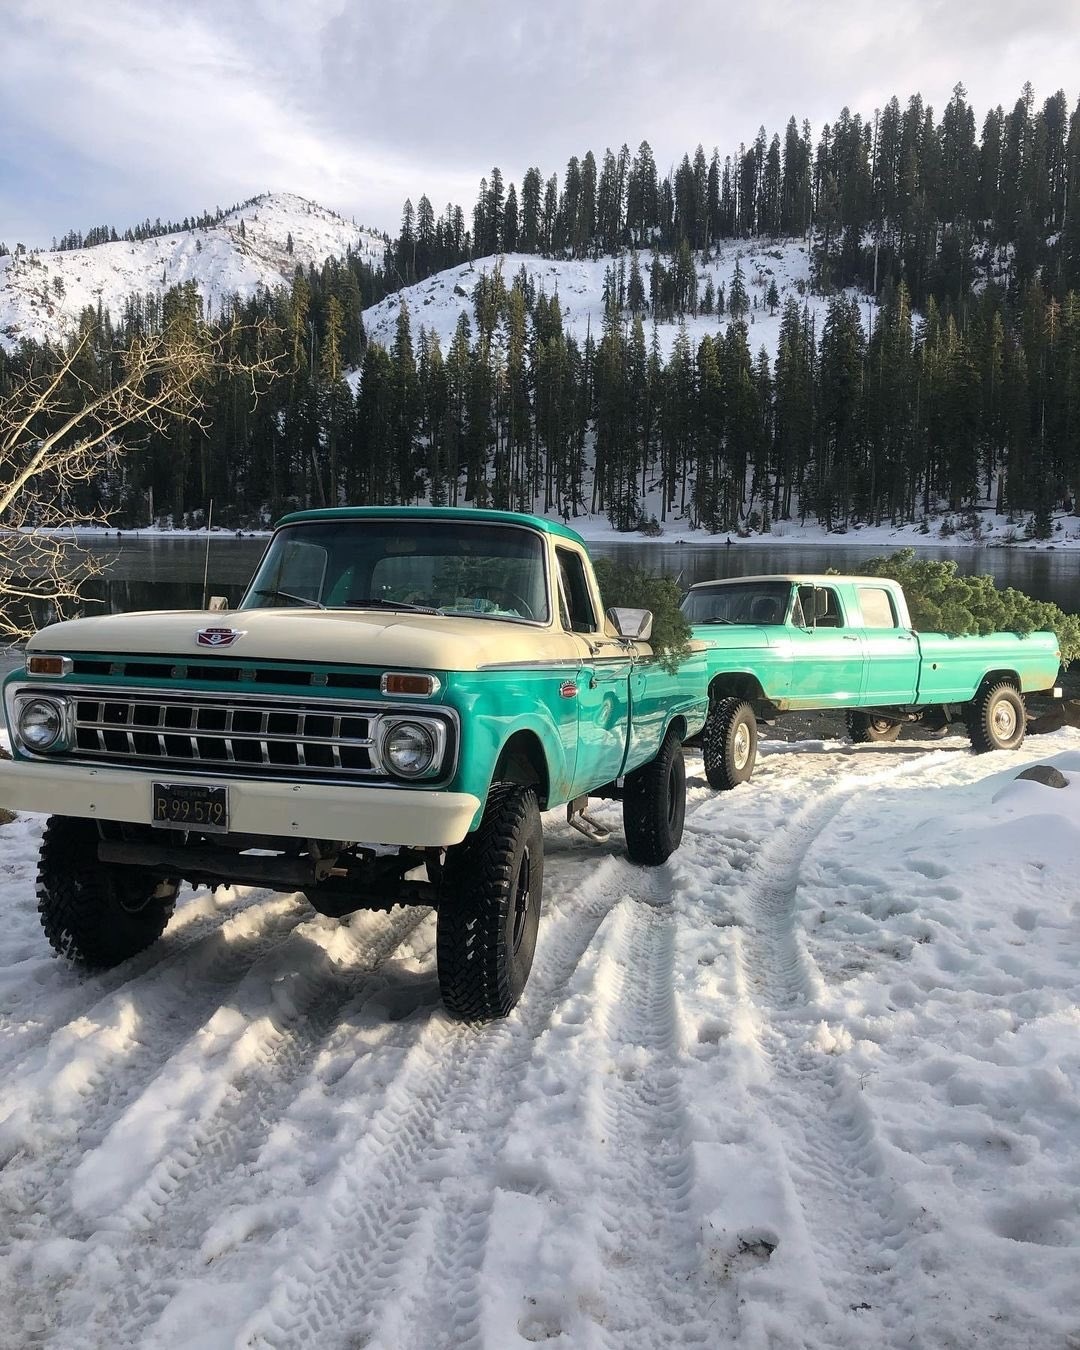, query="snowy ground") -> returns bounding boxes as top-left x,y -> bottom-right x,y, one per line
1,727 -> 1079,1349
